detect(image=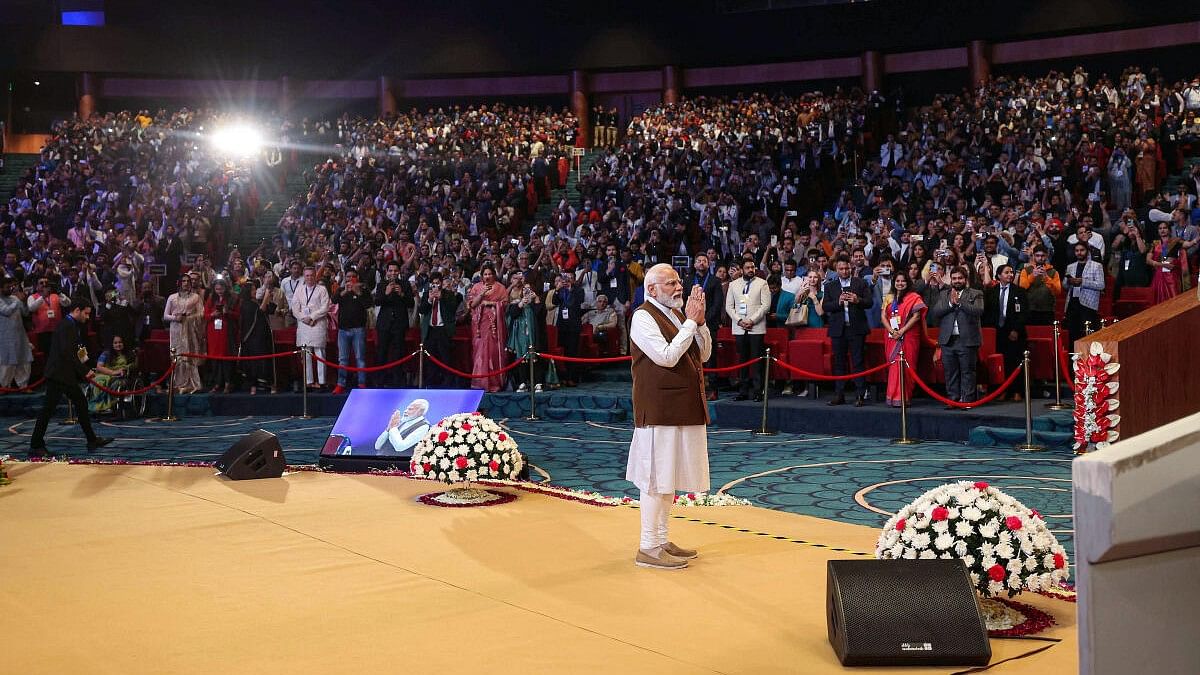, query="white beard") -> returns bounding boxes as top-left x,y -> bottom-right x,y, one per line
653,292 -> 683,309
